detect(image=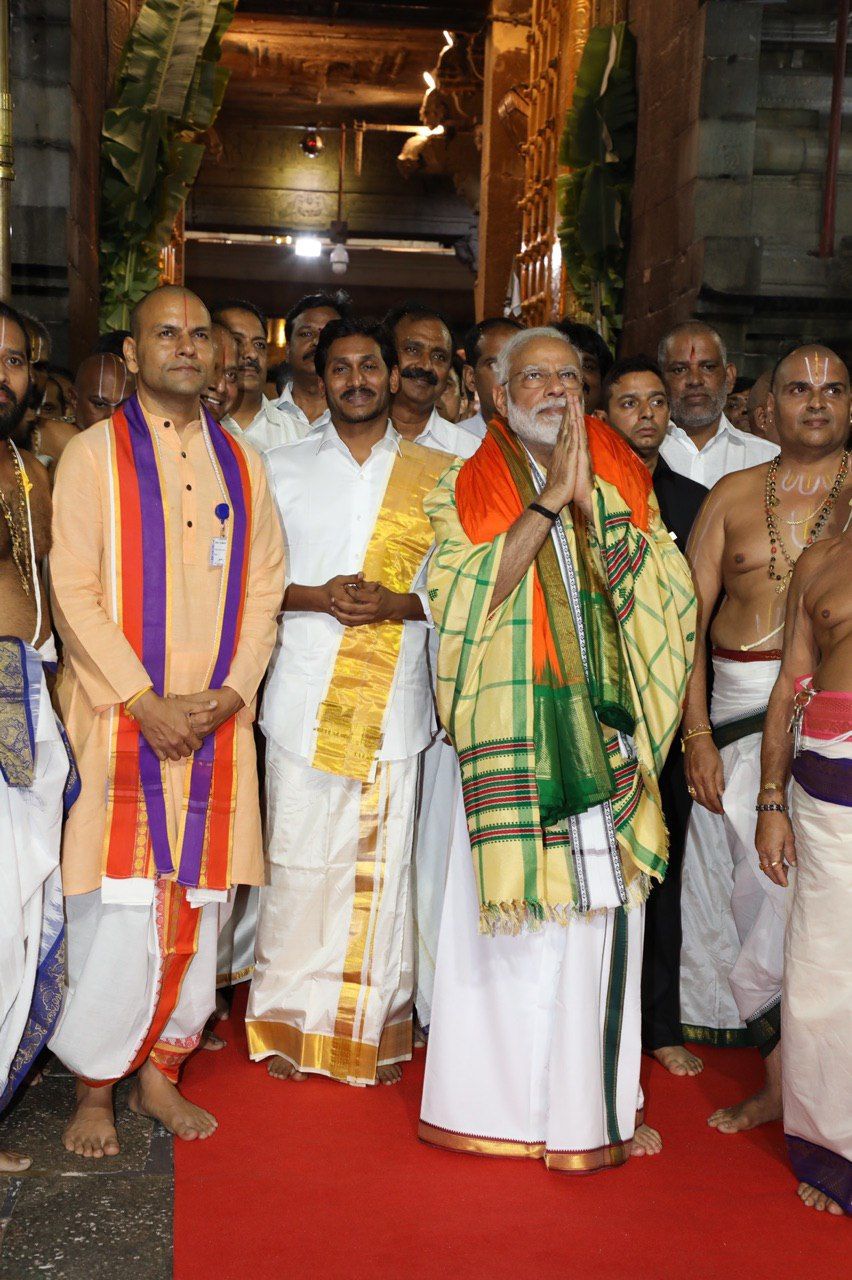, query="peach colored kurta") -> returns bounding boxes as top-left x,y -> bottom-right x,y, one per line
49,401 -> 285,896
